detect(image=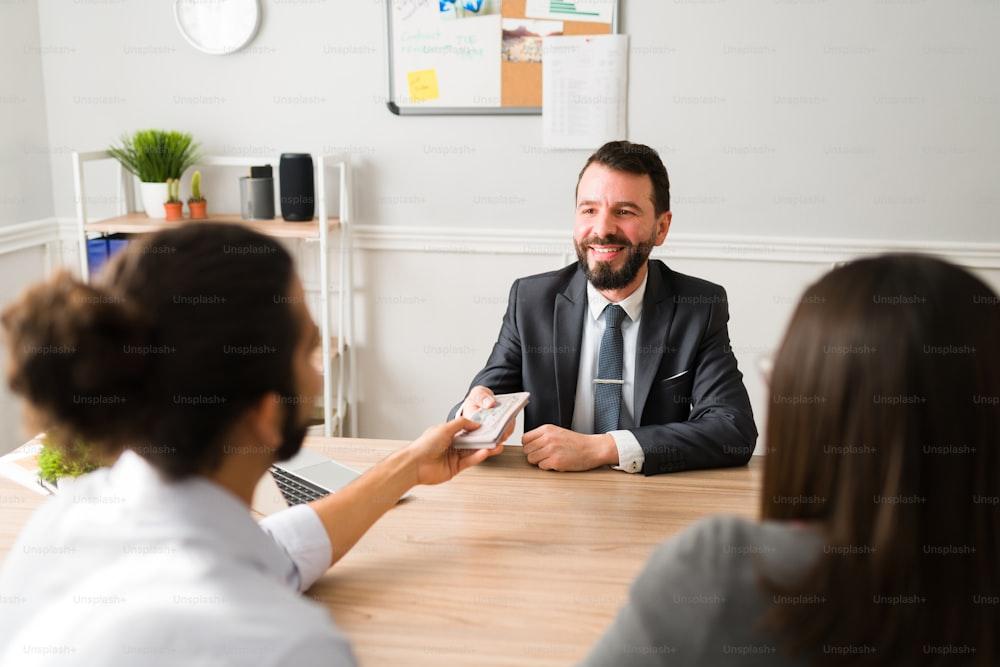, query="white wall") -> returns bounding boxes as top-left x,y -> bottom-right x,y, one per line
44,223 -> 1000,445
0,0 -> 55,454
0,0 -> 53,225
0,245 -> 51,455
349,231 -> 1000,443
2,0 -> 999,449
32,0 -> 1000,241
628,0 -> 1000,243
